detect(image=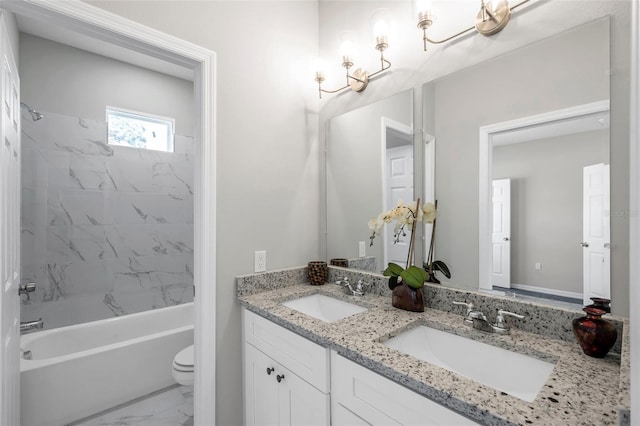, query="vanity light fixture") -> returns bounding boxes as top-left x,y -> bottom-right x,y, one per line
416,0 -> 530,52
315,9 -> 392,99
